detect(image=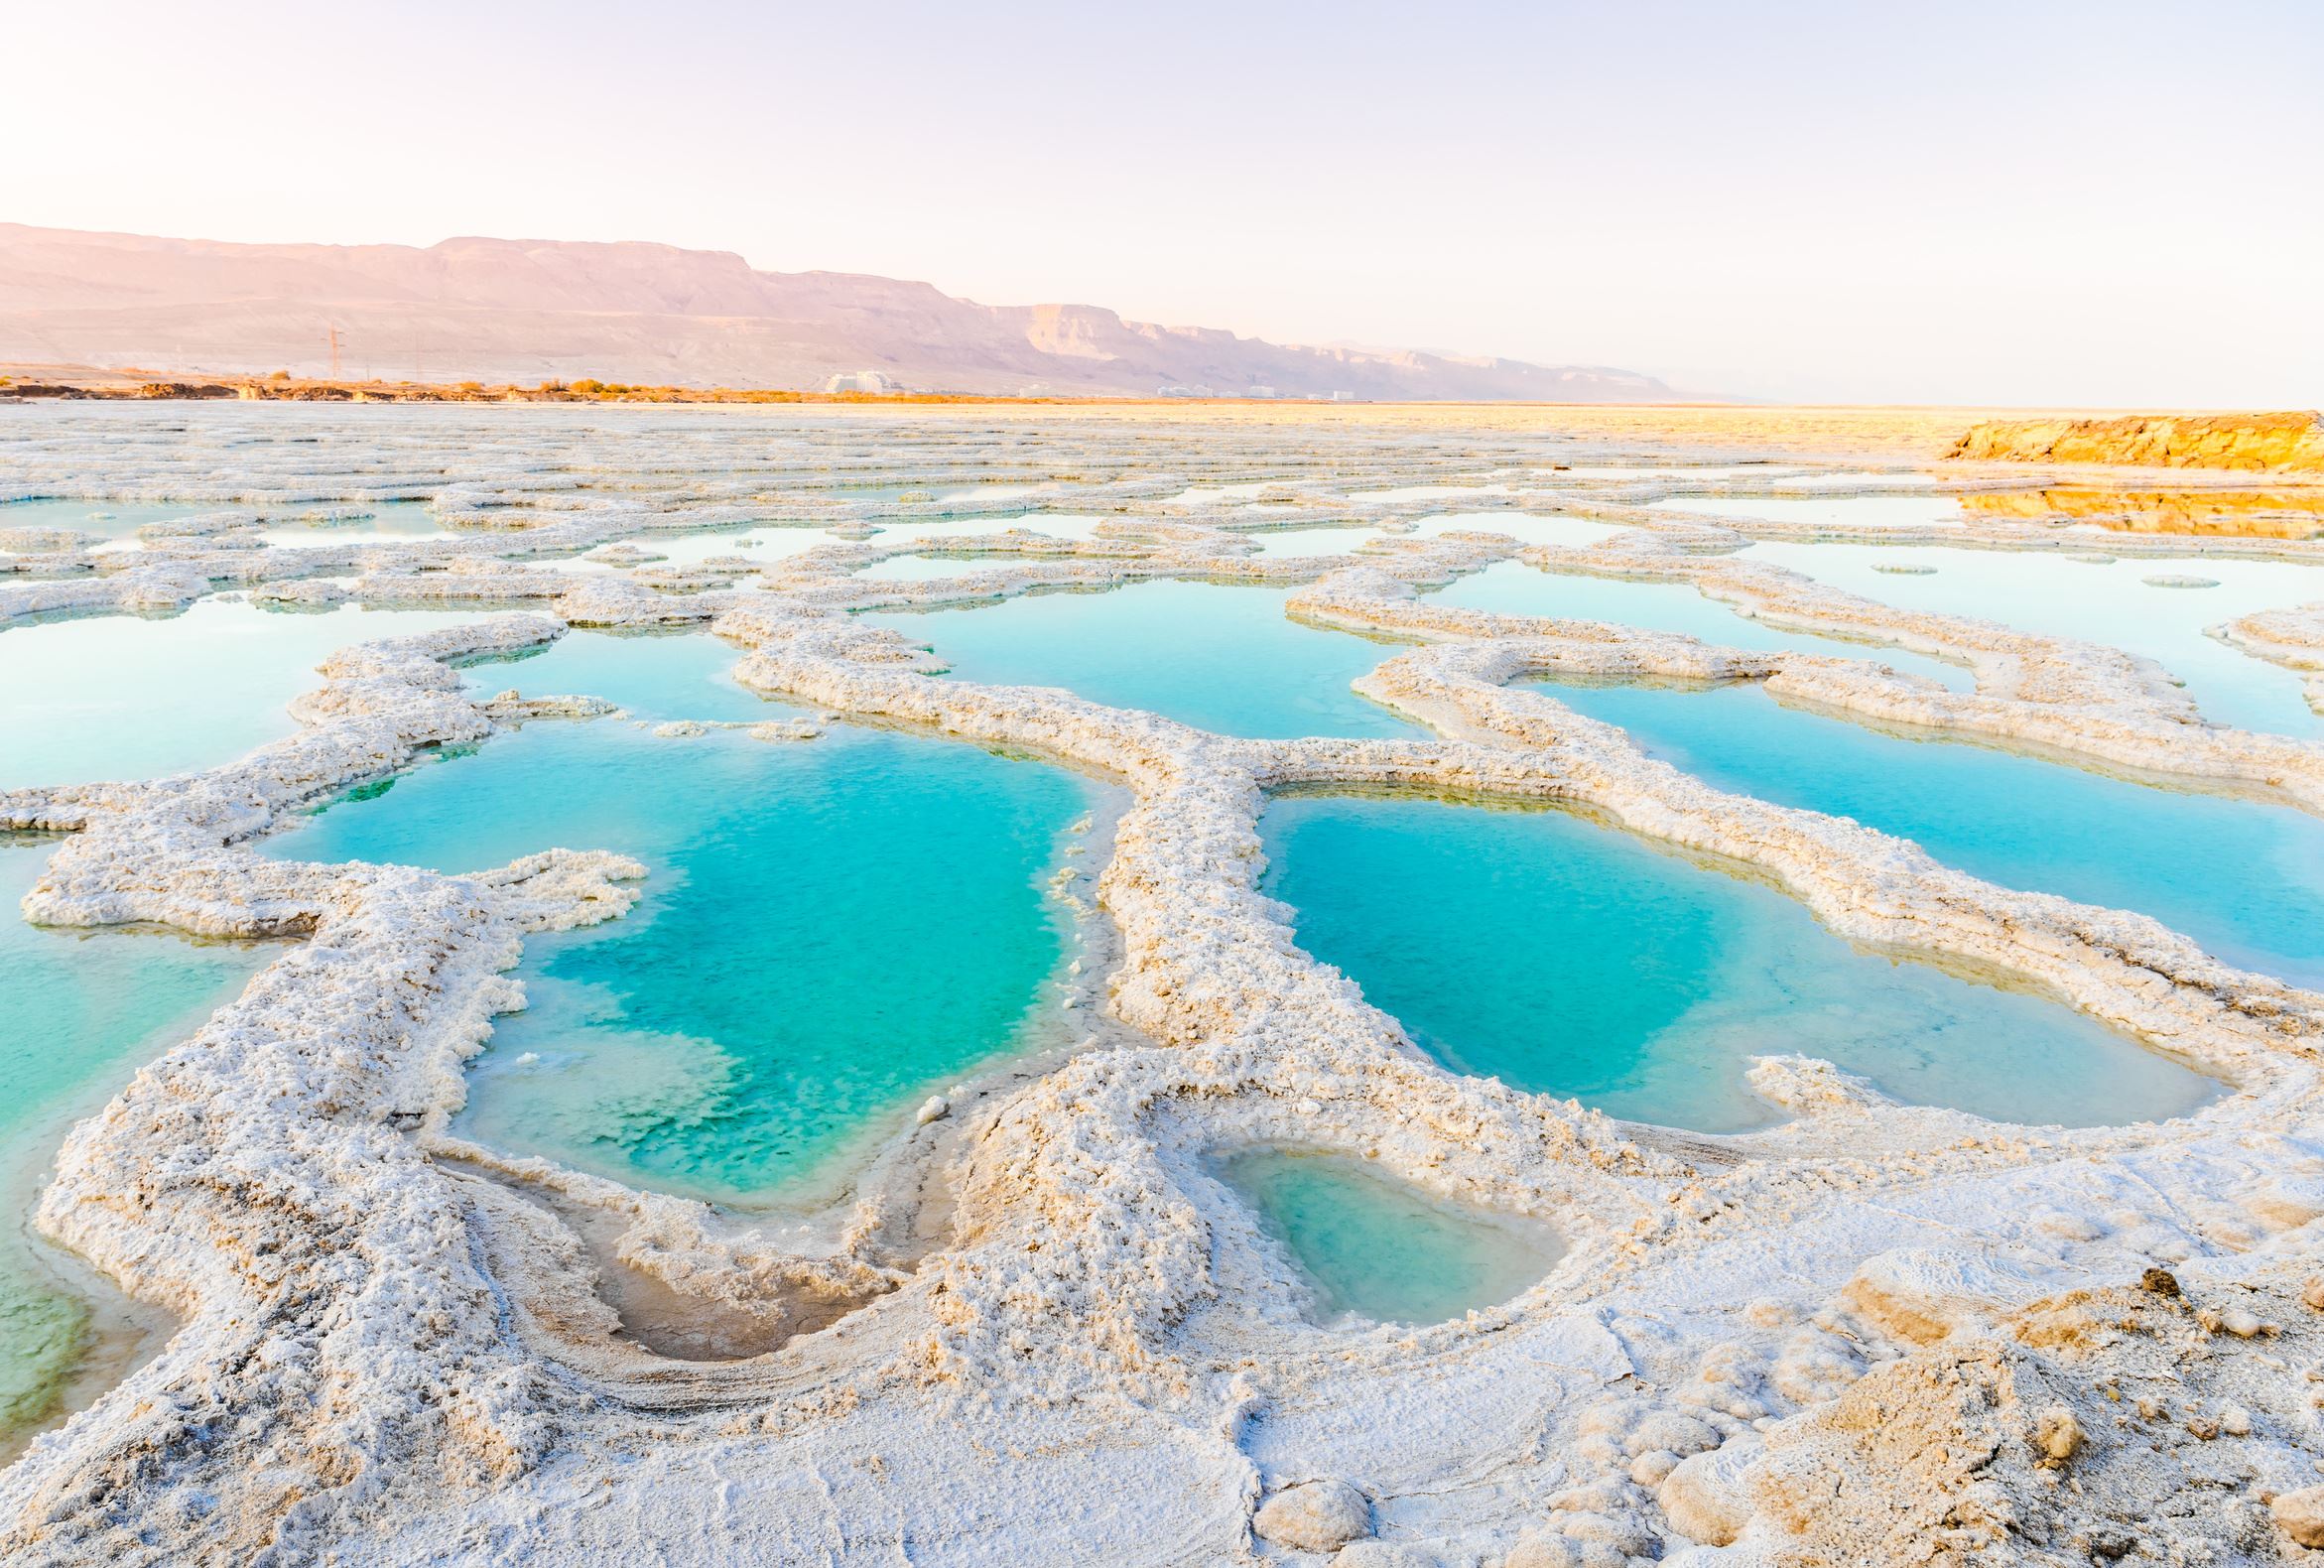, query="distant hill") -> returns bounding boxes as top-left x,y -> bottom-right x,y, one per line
0,223 -> 1677,401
